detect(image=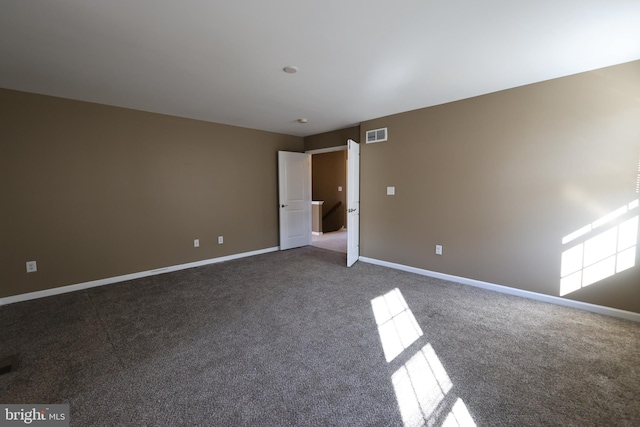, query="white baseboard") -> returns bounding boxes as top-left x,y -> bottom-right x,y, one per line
0,247 -> 279,307
312,232 -> 323,236
359,256 -> 640,322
